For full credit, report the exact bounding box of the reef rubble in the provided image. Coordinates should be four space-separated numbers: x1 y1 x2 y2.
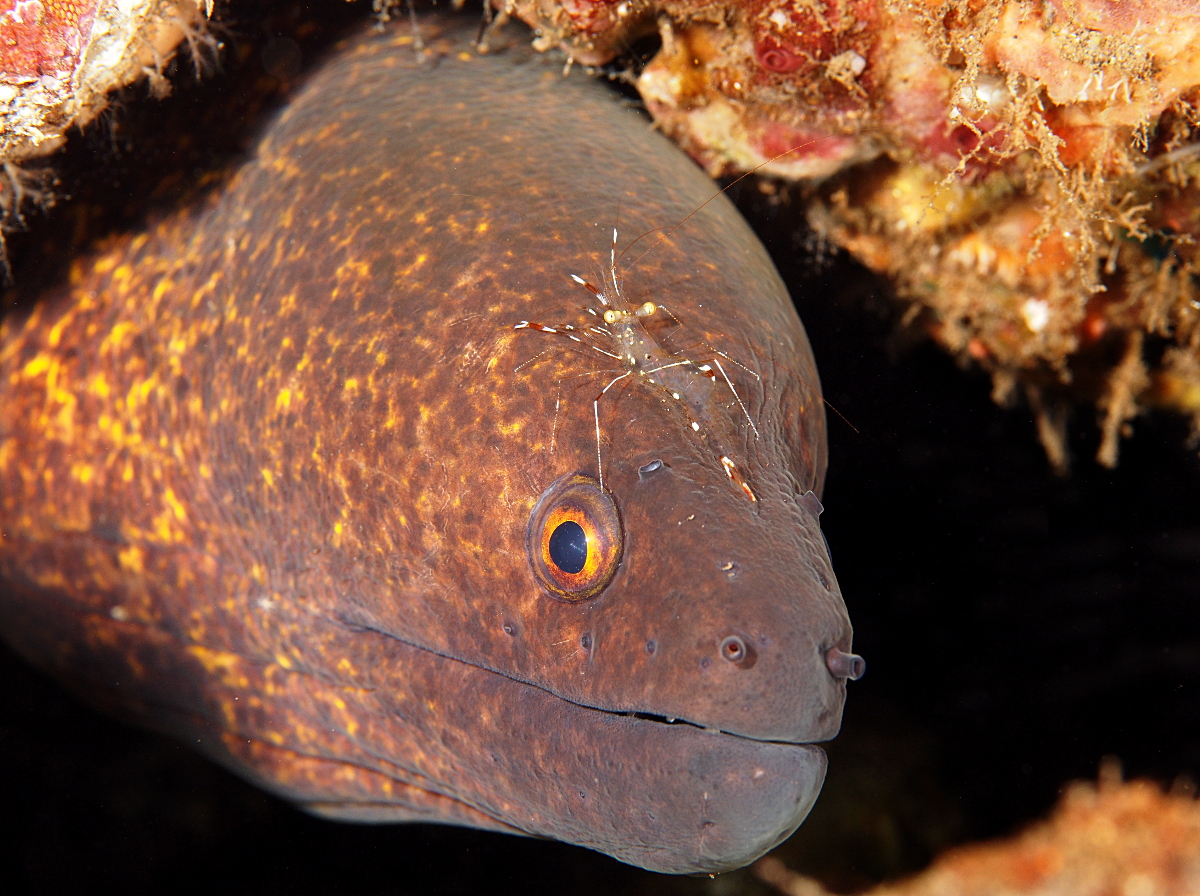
757 762 1200 896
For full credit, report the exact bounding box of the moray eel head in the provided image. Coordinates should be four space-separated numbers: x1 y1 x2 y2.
0 13 860 876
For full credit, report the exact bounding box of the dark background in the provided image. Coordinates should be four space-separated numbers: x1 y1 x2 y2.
3 2 1197 892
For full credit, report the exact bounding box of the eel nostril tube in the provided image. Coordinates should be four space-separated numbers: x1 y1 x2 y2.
825 647 866 681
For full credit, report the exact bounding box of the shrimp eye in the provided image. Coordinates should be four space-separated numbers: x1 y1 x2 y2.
528 474 623 602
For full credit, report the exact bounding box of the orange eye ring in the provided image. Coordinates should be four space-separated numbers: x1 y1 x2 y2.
527 474 623 602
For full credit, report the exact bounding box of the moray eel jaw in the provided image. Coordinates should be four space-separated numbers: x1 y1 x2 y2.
301 636 829 875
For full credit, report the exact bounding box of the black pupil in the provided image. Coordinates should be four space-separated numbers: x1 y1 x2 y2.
548 520 588 575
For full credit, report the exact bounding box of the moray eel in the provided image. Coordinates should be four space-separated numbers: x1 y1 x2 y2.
0 14 861 874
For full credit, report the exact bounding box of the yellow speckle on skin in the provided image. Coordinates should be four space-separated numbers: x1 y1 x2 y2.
46 315 70 348
152 279 173 302
413 211 427 224
187 645 248 685
335 259 371 283
127 376 157 410
476 221 489 233
261 468 275 489
72 463 93 484
118 545 144 574
276 388 292 410
344 377 359 393
334 521 344 535
163 487 187 523
21 354 51 378
153 512 175 543
33 568 67 591
498 420 522 435
458 51 472 61
275 653 293 670
250 563 266 585
100 320 135 355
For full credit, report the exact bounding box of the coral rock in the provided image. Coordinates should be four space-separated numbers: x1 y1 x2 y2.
757 768 1200 896
0 0 209 247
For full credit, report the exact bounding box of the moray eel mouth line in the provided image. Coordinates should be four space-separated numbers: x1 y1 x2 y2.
366 621 835 748
291 618 832 863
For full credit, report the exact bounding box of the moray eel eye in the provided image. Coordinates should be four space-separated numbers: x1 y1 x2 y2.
528 474 623 602
548 521 587 574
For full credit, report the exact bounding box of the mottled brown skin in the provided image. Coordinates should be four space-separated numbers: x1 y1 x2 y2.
0 15 853 874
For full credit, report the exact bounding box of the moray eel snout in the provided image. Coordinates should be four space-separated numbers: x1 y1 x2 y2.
0 13 858 876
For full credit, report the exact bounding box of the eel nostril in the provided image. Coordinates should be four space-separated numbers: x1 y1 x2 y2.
824 647 865 681
720 635 748 665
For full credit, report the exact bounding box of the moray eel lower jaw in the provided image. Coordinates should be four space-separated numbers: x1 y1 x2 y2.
294 622 829 875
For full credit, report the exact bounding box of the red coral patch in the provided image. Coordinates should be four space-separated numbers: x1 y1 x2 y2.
0 0 99 80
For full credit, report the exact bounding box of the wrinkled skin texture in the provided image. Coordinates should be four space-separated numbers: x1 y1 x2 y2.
0 15 853 874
